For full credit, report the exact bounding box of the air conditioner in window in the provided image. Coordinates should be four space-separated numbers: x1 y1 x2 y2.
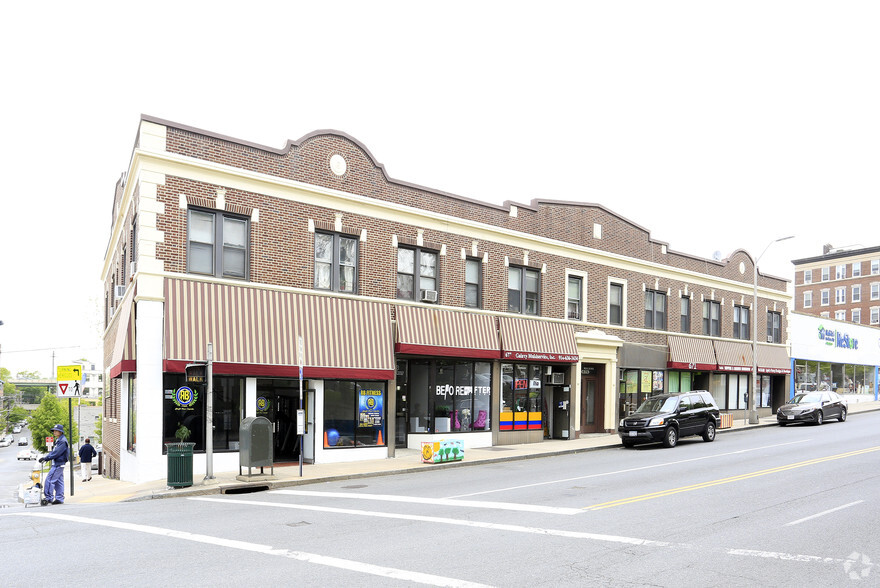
546 372 564 385
767 335 774 343
114 285 126 299
420 289 438 303
130 261 137 278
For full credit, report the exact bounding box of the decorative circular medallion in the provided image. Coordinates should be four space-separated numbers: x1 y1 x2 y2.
329 154 347 176
739 261 746 275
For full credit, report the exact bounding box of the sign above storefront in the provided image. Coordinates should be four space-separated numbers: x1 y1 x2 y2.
502 351 579 362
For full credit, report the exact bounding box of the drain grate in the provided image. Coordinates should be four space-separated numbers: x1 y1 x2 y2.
221 484 270 495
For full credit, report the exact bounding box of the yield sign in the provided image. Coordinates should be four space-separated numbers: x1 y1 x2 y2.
59 383 68 395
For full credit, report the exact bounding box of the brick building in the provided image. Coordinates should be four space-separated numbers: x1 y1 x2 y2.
101 116 792 483
792 244 880 326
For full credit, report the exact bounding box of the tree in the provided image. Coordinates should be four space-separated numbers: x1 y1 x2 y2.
27 394 78 453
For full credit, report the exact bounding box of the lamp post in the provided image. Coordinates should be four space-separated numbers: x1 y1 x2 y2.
750 235 794 424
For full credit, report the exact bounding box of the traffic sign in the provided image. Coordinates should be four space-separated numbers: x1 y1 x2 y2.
56 365 84 397
57 365 82 381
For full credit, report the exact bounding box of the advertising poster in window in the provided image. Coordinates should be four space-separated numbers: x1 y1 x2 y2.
652 370 665 392
358 387 384 429
641 370 653 393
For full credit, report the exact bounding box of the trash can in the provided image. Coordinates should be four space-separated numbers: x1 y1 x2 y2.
166 442 195 488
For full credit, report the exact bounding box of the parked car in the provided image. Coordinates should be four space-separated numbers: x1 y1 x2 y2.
777 391 847 426
12 425 21 434
18 437 28 446
619 391 720 448
17 448 40 461
0 436 13 447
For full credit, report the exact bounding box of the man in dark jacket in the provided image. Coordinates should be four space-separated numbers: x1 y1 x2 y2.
39 424 69 505
78 438 97 482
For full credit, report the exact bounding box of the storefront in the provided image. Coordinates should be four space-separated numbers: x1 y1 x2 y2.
790 313 879 401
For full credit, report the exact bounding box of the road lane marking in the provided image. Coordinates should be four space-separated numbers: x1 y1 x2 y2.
785 501 864 527
2 511 489 588
449 440 812 499
584 446 880 511
272 489 583 515
186 496 855 569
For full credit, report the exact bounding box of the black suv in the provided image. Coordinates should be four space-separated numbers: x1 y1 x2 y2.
618 391 720 448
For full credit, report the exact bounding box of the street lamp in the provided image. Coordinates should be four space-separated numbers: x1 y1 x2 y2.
750 235 795 424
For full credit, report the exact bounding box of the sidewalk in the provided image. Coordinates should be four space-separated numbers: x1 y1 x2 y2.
51 400 880 505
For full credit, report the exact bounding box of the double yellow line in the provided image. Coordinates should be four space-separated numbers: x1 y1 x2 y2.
584 446 880 511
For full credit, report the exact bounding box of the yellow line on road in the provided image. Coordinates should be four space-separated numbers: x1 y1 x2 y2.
584 446 880 511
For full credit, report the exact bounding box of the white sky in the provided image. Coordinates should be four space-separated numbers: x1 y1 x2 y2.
1 1 878 378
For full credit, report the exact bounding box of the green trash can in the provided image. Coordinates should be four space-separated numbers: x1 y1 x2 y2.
165 442 195 488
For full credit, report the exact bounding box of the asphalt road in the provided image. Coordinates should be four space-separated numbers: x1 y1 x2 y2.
0 425 37 506
2 413 878 586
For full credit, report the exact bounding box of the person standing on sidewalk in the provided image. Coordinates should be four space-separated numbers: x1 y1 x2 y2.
39 424 69 505
78 438 97 482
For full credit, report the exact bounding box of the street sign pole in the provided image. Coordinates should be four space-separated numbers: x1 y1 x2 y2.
69 398 74 497
205 343 214 481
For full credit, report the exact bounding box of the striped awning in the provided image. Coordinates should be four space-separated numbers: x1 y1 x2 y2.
107 290 136 379
164 278 394 379
396 305 500 358
667 336 717 371
756 344 791 374
498 317 579 363
713 340 753 372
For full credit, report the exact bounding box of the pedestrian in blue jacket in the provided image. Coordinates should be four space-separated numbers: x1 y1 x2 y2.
78 438 97 482
39 424 69 505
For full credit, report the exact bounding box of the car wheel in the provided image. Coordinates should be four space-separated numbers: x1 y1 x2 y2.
702 421 716 442
622 439 636 448
815 411 824 425
662 427 678 448
839 408 847 422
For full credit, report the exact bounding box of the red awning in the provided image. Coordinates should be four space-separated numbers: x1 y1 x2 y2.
164 278 395 380
498 317 579 363
667 336 717 371
395 305 500 358
107 290 136 379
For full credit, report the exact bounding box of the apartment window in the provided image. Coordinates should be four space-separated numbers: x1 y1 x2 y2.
733 305 750 340
872 260 879 275
680 297 691 333
853 262 861 277
835 310 846 320
852 285 861 303
508 266 539 315
852 309 861 324
872 283 880 300
567 275 583 320
767 311 781 343
872 307 880 325
803 291 812 308
397 247 438 302
187 209 248 278
609 282 624 326
465 258 482 309
836 264 846 280
644 290 667 330
835 287 846 304
314 232 358 293
821 267 830 281
702 301 721 337
803 269 812 284
820 289 830 306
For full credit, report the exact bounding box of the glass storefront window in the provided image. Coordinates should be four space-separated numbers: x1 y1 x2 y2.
324 380 385 448
501 363 544 431
819 363 832 391
408 360 492 434
163 374 243 452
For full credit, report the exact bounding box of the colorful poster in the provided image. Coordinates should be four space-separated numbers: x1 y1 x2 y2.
358 388 384 428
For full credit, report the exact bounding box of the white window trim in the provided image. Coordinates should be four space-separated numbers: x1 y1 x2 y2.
608 277 627 327
565 269 588 323
852 284 861 303
803 269 812 284
820 288 830 306
803 291 812 308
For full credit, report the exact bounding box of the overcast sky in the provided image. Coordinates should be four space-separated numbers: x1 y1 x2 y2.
1 2 878 378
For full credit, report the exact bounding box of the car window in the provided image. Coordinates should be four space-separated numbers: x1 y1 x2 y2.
700 392 717 408
690 394 705 409
679 396 691 411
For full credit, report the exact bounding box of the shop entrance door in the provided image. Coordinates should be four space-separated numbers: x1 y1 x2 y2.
256 380 303 463
395 360 408 449
581 364 605 434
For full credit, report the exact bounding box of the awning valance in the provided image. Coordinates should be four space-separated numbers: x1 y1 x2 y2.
498 317 579 363
395 305 500 358
667 336 717 371
164 278 395 380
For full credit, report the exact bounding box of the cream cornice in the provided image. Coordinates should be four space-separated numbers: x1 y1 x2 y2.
105 147 790 302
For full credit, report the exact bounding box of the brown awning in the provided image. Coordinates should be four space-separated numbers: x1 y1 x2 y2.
164 278 395 379
756 344 791 374
713 340 753 372
498 317 579 363
107 290 136 379
667 336 717 371
396 305 500 358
